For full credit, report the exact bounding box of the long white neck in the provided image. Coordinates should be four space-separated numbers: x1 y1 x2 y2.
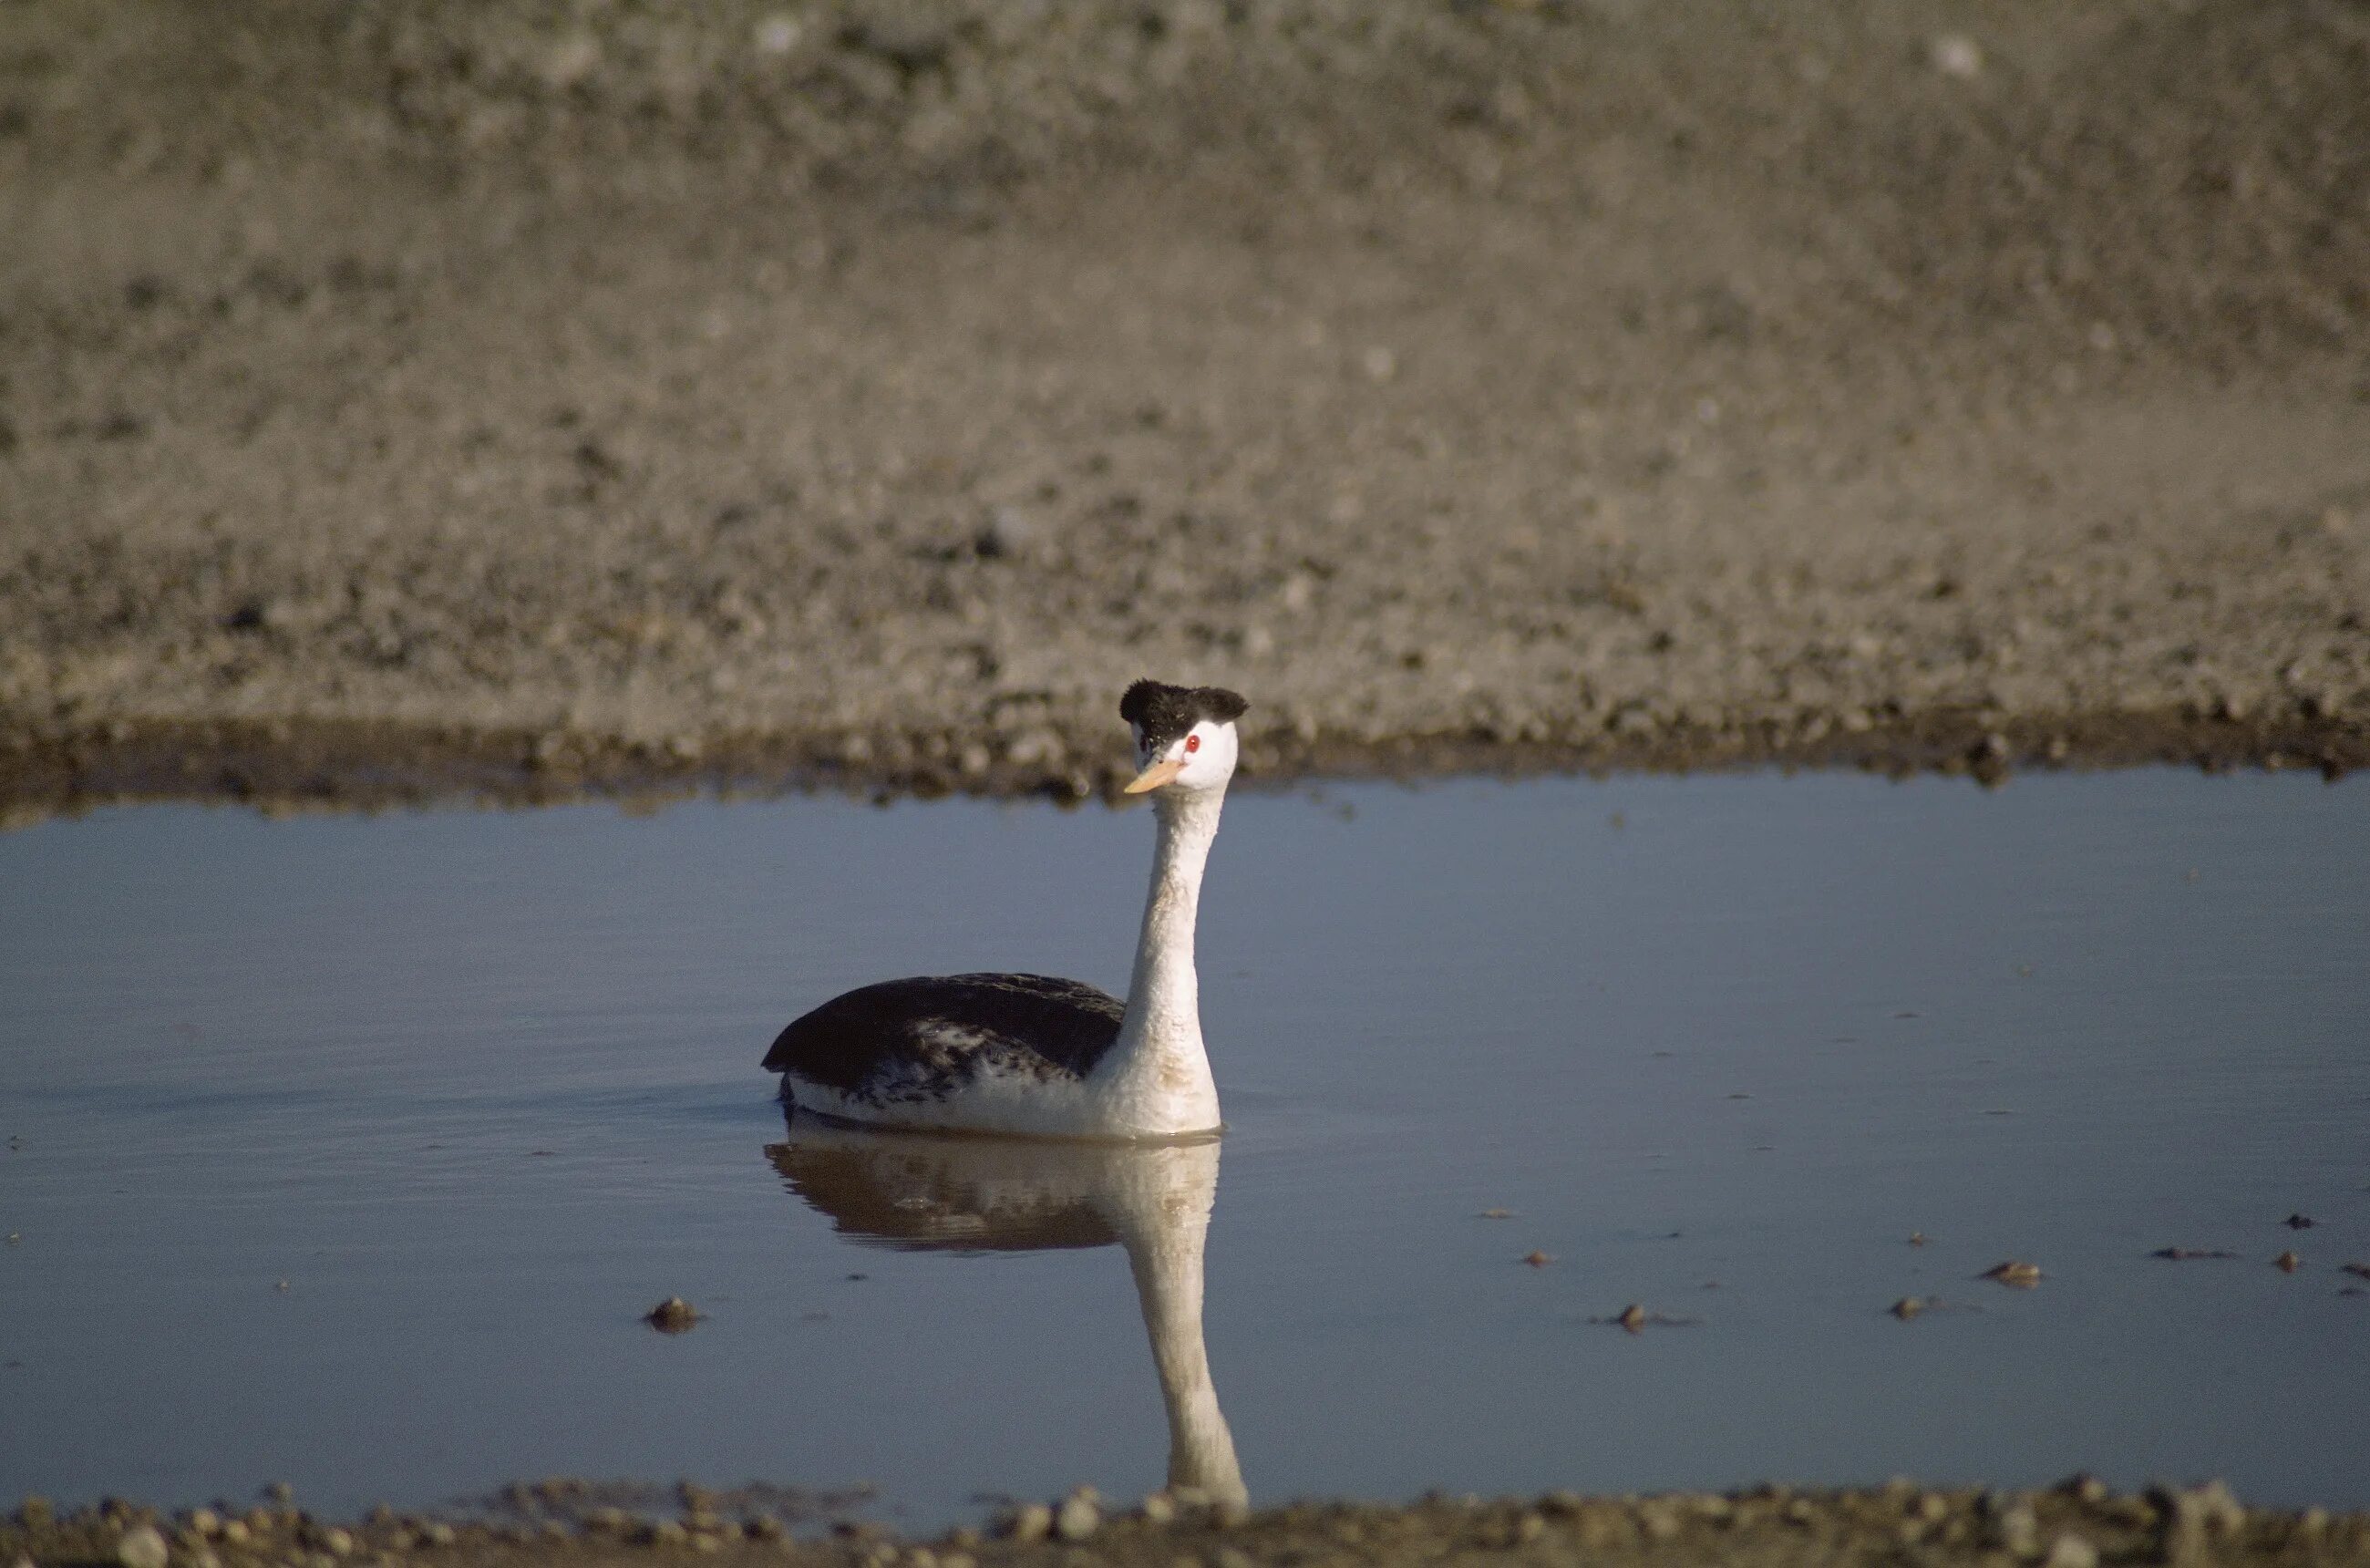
1093 789 1225 1134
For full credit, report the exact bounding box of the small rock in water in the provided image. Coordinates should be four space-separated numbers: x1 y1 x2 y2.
1616 1303 1647 1333
2341 1262 2370 1280
118 1526 171 1568
2274 1251 2301 1273
2283 1212 2315 1230
645 1296 702 1333
1003 1504 1052 1542
1521 1250 1553 1267
1982 1260 2042 1288
1891 1296 1925 1320
1479 1209 1513 1220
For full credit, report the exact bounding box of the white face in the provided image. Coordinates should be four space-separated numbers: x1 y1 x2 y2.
1125 719 1240 796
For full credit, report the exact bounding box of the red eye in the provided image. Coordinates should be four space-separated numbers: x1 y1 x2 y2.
1185 735 1200 753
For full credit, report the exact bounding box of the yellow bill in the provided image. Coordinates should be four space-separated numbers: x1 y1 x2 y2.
1123 757 1187 794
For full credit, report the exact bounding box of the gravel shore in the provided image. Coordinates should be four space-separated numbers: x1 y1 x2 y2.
11 1480 2370 1568
4 0 2367 821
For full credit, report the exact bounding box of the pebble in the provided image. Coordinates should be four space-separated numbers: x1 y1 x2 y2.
2045 1533 2099 1568
1982 1260 2042 1288
974 507 1035 560
1981 1494 2039 1556
1929 36 1984 78
1636 1501 1681 1542
751 15 804 57
644 1296 701 1333
118 1526 171 1568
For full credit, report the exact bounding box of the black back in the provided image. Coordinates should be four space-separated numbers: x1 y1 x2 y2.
762 972 1124 1103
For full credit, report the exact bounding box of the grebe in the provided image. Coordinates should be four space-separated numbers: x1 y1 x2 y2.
763 679 1249 1139
767 1127 1245 1504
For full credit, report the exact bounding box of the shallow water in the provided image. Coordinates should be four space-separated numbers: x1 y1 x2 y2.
2 770 2365 1522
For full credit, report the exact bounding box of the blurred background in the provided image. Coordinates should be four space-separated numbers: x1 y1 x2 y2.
3 0 2366 803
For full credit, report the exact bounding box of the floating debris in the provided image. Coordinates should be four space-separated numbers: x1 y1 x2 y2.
2274 1252 2301 1274
1982 1261 2042 1288
1908 1232 1928 1246
644 1296 702 1334
2150 1247 2238 1261
1479 1209 1514 1220
1521 1250 1553 1268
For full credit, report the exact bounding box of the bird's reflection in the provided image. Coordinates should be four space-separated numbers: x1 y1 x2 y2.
765 1117 1246 1507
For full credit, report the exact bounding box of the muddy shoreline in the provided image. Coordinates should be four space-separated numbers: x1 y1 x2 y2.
5 2 2367 818
9 1480 2369 1568
1 708 2364 830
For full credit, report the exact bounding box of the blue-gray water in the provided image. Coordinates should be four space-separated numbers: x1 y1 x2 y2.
1 771 2365 1522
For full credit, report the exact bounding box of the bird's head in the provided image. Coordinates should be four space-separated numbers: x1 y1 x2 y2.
1119 679 1249 797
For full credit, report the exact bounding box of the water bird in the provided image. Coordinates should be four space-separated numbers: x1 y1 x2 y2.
764 680 1249 1139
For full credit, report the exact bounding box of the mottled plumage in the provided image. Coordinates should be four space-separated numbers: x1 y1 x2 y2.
764 973 1123 1109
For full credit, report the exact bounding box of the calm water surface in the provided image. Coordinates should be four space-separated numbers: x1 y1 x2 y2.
1 771 2365 1521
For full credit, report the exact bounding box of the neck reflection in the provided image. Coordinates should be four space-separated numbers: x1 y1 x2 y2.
765 1119 1245 1507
